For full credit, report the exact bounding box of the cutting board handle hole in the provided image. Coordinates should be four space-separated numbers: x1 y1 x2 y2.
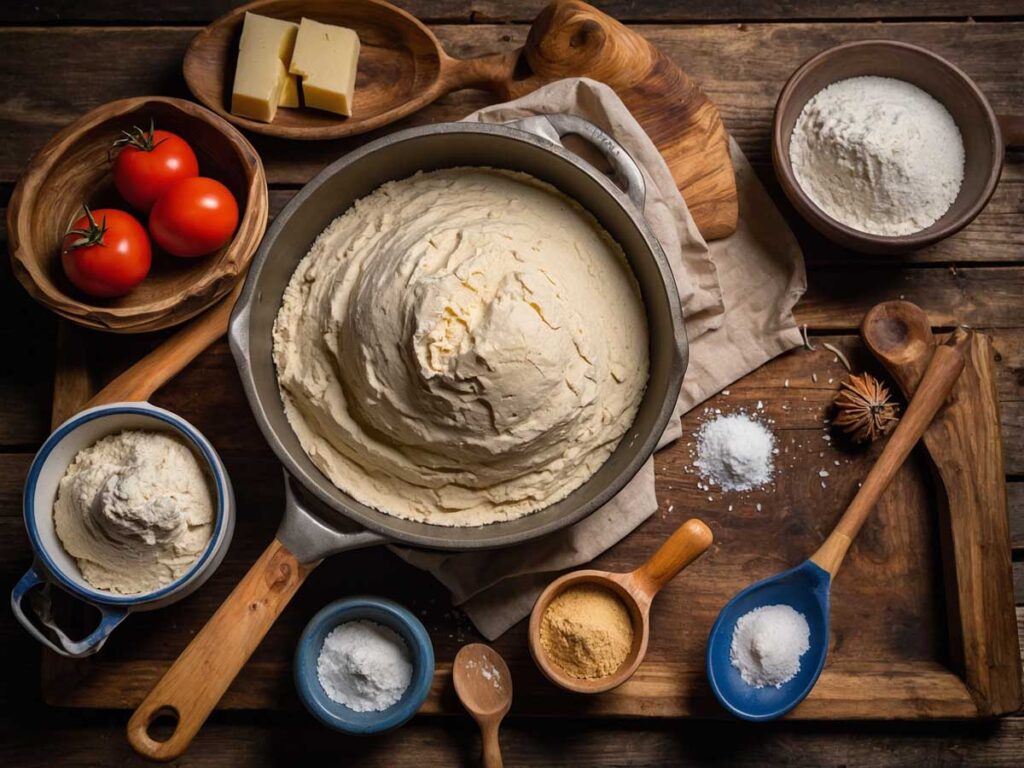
145 706 180 743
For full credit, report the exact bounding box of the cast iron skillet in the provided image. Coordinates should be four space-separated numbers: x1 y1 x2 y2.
128 114 687 760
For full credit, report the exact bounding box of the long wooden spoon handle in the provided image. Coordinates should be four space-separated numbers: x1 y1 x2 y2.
127 538 313 761
631 518 713 598
83 281 239 409
811 328 970 577
480 719 504 768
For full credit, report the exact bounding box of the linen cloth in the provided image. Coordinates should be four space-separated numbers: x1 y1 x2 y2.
392 78 806 639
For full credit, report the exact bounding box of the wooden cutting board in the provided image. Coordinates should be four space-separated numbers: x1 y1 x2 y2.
504 0 738 240
39 307 1020 719
861 301 1022 716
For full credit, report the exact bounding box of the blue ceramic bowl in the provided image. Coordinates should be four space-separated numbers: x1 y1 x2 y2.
294 597 434 734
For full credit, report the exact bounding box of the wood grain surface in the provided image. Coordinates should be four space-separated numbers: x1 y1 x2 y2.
2 0 1024 765
24 325 991 719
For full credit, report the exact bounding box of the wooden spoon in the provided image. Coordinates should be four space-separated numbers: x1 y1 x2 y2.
81 281 244 409
706 328 969 721
529 518 713 694
453 644 512 768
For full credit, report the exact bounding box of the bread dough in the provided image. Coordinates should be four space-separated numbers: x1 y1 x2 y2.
54 430 215 594
273 168 649 526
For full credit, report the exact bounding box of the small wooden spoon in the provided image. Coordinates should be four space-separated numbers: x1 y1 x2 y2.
453 644 512 768
529 518 713 694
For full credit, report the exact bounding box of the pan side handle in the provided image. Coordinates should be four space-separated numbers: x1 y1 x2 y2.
127 538 312 761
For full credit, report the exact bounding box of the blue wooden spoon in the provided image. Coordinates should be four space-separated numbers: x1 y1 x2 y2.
707 328 969 721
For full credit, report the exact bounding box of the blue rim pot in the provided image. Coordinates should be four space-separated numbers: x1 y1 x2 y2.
11 403 235 657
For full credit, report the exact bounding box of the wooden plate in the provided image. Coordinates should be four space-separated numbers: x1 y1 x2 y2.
183 0 516 141
7 96 268 333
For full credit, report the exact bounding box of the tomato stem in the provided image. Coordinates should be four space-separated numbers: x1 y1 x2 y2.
112 118 167 152
64 205 108 251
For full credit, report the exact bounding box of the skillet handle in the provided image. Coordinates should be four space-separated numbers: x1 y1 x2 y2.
508 113 647 210
127 538 312 761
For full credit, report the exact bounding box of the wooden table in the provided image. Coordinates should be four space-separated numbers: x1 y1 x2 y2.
2 1 1023 764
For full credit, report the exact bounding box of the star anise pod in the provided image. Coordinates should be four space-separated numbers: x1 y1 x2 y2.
832 372 899 443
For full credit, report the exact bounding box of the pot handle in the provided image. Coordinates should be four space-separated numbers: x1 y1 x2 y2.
127 474 385 762
10 564 128 657
508 113 647 211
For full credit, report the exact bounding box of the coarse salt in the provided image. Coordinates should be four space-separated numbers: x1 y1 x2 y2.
694 413 776 492
730 604 811 688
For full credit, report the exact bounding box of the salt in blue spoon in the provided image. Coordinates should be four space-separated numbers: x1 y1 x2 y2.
707 328 970 721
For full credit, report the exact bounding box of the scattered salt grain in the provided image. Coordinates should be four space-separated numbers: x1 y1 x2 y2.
730 604 810 688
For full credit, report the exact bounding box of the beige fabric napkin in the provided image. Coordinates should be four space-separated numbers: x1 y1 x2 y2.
392 78 806 640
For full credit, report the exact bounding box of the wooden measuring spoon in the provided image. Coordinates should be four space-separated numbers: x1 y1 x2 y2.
529 518 713 694
860 300 937 386
453 644 512 768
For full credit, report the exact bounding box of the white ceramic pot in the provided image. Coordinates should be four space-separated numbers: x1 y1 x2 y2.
11 402 235 657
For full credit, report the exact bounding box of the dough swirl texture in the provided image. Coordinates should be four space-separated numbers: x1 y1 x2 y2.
54 430 215 594
273 168 648 526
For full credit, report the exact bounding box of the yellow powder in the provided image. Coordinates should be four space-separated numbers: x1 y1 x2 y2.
539 583 634 679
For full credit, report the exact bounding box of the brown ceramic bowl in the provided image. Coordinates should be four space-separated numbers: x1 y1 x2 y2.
772 40 1003 255
8 96 268 333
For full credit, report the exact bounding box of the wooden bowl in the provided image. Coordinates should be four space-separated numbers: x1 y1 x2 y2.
772 40 1003 255
183 0 489 141
8 96 268 333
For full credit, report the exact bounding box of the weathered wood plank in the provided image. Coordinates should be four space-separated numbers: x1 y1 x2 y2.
3 22 1020 265
1 22 1021 178
5 707 1024 768
797 269 1024 331
34 327 1012 710
4 0 1023 24
1010 484 1023 550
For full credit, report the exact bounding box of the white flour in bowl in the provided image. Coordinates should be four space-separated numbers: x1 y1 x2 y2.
317 620 413 712
789 76 965 236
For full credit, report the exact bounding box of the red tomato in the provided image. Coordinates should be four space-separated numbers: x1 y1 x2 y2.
112 121 199 212
149 177 239 258
61 207 151 298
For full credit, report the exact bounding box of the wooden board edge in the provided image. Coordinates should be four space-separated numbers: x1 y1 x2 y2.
44 659 978 719
932 334 1023 716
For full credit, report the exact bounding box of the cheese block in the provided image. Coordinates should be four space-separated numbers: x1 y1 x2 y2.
289 18 360 117
231 12 299 122
279 74 300 108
